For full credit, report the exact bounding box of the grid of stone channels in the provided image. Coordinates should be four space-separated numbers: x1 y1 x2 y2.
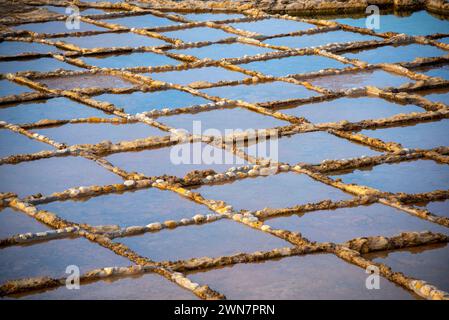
0 0 448 300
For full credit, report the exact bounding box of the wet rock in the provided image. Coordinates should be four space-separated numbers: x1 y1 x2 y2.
226 172 236 178
146 222 162 231
124 226 145 235
164 220 177 228
193 214 206 223
184 170 216 184
248 169 259 176
180 218 190 225
260 167 277 175
232 214 243 221
124 180 135 187
236 172 247 178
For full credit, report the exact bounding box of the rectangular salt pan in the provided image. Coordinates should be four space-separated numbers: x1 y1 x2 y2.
193 172 352 211
81 52 178 69
0 156 121 197
332 159 449 194
118 219 289 261
308 70 411 91
336 11 449 36
201 81 319 103
106 142 244 178
264 30 380 48
0 237 130 283
52 32 167 49
38 187 214 227
100 14 177 29
280 96 423 123
95 90 209 113
188 254 413 299
170 42 273 60
12 20 106 34
162 27 234 43
33 122 165 146
364 244 449 293
0 129 52 158
158 107 287 133
0 57 81 74
243 131 380 164
230 18 315 36
360 119 449 150
20 273 197 300
0 97 115 124
149 66 247 85
239 55 346 77
343 44 446 65
267 203 449 243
